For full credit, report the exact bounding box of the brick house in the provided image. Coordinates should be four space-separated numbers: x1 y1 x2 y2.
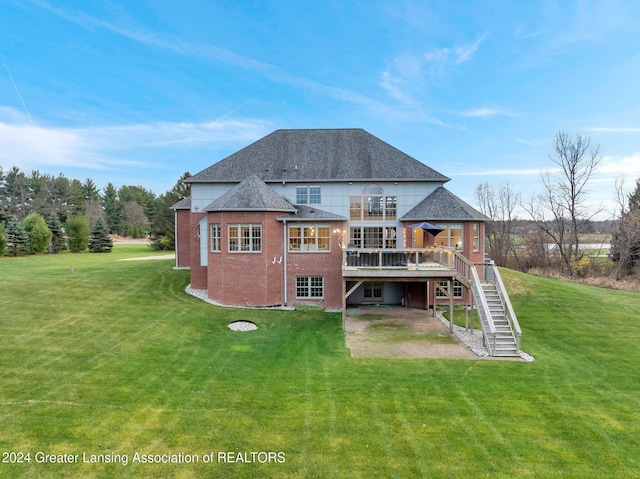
171 128 522 356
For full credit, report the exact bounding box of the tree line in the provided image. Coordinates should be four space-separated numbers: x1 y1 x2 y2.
0 166 189 256
475 131 640 282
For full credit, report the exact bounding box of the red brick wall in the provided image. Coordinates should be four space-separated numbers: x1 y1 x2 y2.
462 221 485 264
189 212 208 289
190 212 484 310
206 211 285 307
285 221 347 310
175 209 191 268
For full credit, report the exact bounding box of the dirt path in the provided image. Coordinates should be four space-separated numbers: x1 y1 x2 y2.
119 254 175 261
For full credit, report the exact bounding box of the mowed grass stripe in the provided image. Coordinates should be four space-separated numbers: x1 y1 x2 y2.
1 247 640 477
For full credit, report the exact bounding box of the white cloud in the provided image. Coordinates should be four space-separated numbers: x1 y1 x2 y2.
0 108 271 171
460 107 517 118
422 32 488 75
453 167 546 177
598 153 640 177
586 127 640 134
454 32 488 63
28 0 392 117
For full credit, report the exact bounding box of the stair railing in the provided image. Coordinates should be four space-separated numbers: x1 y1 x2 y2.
487 262 522 354
469 265 497 355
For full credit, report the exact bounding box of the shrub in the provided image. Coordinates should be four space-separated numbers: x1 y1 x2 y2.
22 213 52 254
66 215 90 253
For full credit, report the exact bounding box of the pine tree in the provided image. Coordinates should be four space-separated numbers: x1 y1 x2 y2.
88 218 114 253
102 182 122 234
45 214 67 253
0 222 7 257
150 172 190 251
5 217 30 256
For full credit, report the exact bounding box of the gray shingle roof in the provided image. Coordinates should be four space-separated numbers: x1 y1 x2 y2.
277 204 347 222
204 175 296 212
401 187 488 221
170 196 191 210
187 129 449 183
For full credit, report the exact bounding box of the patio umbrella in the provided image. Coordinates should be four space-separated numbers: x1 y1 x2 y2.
407 222 444 236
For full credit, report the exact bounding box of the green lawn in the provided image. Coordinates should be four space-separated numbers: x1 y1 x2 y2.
1 246 639 478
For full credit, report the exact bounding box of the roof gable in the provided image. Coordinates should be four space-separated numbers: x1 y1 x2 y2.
277 204 347 222
188 129 449 183
170 196 191 210
401 187 488 222
204 174 296 212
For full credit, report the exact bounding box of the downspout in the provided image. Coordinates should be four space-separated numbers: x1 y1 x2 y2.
174 210 178 269
283 219 288 306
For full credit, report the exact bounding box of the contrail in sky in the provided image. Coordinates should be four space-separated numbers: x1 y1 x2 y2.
1 53 33 123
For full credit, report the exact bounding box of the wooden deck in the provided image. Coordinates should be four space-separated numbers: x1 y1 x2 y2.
342 247 460 280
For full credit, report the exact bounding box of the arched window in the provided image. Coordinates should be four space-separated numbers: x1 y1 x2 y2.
349 184 397 223
363 184 384 220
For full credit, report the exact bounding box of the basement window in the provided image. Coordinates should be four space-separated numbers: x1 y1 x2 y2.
296 276 324 298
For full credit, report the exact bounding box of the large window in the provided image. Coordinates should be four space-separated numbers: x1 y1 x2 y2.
296 277 324 298
349 185 397 222
349 226 396 249
363 282 383 302
436 224 463 250
210 224 221 252
289 225 330 251
473 223 480 251
228 224 261 252
436 280 463 298
296 186 321 204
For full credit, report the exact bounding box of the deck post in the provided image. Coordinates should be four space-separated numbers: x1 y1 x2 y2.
341 278 346 330
449 280 454 333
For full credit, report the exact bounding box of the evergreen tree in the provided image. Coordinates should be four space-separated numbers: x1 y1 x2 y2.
45 214 67 253
150 172 190 251
5 217 30 256
88 218 113 253
22 212 52 254
102 182 122 234
0 222 7 257
50 174 73 222
66 215 90 253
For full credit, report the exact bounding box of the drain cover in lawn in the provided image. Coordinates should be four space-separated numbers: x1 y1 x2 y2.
228 320 258 332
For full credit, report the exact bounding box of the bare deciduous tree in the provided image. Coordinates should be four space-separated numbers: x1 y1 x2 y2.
523 132 601 276
475 182 520 267
611 178 640 278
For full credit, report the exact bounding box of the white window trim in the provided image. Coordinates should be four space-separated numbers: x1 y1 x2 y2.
296 276 324 298
210 223 221 252
288 224 331 252
228 224 262 253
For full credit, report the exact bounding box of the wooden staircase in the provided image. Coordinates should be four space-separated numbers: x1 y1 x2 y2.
481 283 519 357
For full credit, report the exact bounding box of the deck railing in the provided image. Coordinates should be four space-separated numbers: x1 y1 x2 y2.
342 247 455 270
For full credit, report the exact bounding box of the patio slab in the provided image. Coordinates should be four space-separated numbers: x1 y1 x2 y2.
344 305 478 359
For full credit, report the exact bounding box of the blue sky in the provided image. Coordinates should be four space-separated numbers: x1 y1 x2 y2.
2 0 640 218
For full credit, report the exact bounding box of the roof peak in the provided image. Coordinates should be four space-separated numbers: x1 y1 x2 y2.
188 129 450 184
204 175 296 212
